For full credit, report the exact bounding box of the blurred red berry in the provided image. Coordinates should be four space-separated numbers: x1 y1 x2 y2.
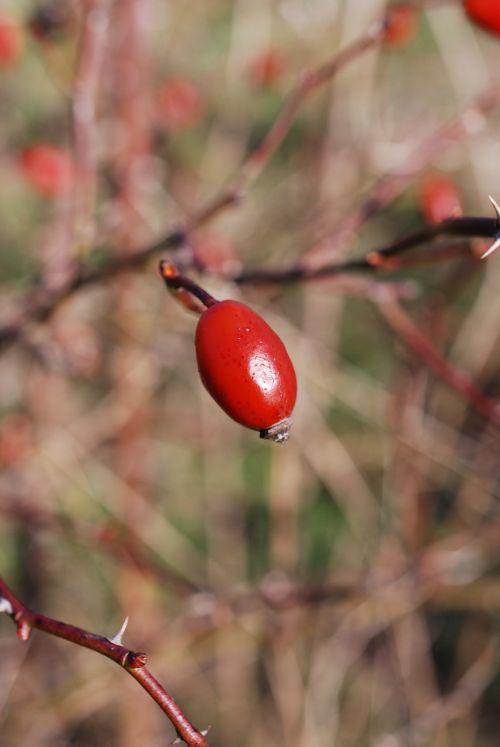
20 144 73 197
193 234 240 273
247 49 287 88
463 0 500 35
382 5 418 47
0 15 23 66
0 414 32 468
157 77 205 130
419 173 463 224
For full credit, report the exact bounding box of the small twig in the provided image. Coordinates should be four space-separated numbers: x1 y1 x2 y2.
240 20 385 185
376 299 500 425
159 260 218 311
0 576 209 747
71 0 111 247
305 85 500 263
234 215 497 284
0 214 497 353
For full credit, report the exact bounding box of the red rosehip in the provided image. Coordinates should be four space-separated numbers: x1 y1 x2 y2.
382 5 418 47
157 77 205 131
20 144 73 196
195 300 297 441
0 15 23 66
247 49 287 88
419 173 463 224
463 0 500 35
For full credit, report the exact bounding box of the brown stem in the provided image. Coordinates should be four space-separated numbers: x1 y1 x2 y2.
0 576 209 747
240 22 384 185
376 299 500 425
159 261 218 311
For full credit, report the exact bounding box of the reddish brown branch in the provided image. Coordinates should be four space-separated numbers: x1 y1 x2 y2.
0 214 497 353
234 216 497 284
376 299 500 425
240 21 384 184
0 576 209 747
305 85 500 263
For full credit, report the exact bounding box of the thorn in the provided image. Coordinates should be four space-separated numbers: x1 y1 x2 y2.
0 597 14 615
481 236 500 259
201 726 212 736
108 616 128 645
481 196 500 258
488 194 500 223
171 737 182 745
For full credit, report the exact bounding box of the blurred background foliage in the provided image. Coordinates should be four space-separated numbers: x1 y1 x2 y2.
1 1 500 745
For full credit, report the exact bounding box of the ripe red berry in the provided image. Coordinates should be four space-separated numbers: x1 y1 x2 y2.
0 15 23 66
463 0 500 35
419 173 463 224
247 49 287 88
382 5 418 47
157 77 205 131
20 144 73 196
195 300 297 441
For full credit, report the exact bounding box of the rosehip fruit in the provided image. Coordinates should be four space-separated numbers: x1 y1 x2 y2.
0 14 23 66
20 144 73 196
195 300 297 442
463 0 500 35
419 173 463 224
157 77 205 131
247 49 287 88
382 5 418 47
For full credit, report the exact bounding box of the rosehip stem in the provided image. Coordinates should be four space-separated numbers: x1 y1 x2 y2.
159 260 218 311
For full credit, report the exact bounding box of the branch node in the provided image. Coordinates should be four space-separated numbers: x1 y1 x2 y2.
127 651 148 669
16 619 32 641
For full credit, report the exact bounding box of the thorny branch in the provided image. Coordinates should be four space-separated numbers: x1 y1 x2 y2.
0 576 209 747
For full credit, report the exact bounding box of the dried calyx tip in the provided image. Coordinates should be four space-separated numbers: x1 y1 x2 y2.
260 419 292 444
159 260 179 279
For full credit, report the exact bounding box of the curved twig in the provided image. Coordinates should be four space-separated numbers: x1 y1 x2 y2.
0 576 209 747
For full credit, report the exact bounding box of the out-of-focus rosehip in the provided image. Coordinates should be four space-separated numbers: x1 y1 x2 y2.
195 300 297 442
382 5 418 47
0 14 23 66
157 77 205 130
193 234 240 274
20 144 73 197
247 49 287 88
463 0 500 35
419 173 463 224
0 413 32 468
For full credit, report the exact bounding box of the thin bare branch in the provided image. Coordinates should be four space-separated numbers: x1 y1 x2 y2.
0 576 209 747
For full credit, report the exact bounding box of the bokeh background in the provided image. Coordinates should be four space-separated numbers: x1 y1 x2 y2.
1 1 500 745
